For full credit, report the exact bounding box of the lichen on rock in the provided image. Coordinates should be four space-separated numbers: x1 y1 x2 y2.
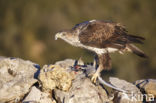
39 64 75 91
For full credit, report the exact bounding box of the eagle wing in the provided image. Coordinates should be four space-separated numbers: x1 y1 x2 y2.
79 20 144 49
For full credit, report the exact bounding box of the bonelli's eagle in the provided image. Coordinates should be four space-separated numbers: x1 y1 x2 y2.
55 20 147 83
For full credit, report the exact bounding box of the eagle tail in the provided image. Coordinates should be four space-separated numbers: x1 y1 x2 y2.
127 34 145 44
127 44 147 58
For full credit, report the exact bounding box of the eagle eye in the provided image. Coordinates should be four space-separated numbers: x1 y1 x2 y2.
62 32 66 36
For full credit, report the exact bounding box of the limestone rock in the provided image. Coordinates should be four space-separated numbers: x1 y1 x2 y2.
38 59 110 103
54 78 111 103
0 58 38 103
1 57 155 103
135 79 156 98
55 59 76 69
0 56 6 61
23 86 56 103
110 77 141 93
109 77 142 103
39 65 75 91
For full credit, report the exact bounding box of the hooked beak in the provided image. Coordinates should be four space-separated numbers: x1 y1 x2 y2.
55 33 62 40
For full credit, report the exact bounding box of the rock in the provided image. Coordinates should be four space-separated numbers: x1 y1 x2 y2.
23 86 56 103
38 58 97 92
54 77 111 103
109 77 142 103
135 79 156 99
0 58 38 103
110 77 141 93
0 56 6 61
1 57 155 103
55 59 76 70
39 59 111 103
38 65 75 91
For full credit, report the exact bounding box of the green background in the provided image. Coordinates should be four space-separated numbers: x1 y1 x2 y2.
0 0 156 82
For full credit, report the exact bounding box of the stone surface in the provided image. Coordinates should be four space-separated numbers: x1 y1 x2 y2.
1 58 155 103
0 56 6 61
109 77 142 103
55 59 76 70
54 77 111 103
23 86 56 103
110 77 141 93
0 58 38 103
135 79 156 98
39 64 75 91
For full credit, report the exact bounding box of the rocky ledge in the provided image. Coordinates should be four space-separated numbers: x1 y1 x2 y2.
0 57 155 103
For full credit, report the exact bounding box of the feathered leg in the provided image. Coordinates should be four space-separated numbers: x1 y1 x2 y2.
91 52 111 83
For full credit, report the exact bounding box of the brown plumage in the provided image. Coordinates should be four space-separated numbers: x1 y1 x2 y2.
55 20 147 83
99 52 111 70
79 21 144 50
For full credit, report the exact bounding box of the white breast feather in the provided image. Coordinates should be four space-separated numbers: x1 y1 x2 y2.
85 46 107 54
76 37 119 54
107 48 118 52
89 20 96 22
85 47 118 54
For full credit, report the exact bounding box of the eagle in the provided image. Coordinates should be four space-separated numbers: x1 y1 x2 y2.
55 20 147 83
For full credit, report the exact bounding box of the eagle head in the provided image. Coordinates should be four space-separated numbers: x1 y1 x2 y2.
55 31 77 40
55 32 66 40
55 31 79 46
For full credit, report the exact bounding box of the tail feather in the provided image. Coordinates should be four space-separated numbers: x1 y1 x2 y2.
127 35 145 44
127 44 147 58
128 34 145 40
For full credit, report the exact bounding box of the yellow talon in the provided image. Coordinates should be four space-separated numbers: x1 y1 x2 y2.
91 72 99 83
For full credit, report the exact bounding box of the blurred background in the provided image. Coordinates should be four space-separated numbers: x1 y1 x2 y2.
0 0 155 82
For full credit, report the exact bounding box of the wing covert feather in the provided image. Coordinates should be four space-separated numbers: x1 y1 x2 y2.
79 21 126 49
78 20 144 49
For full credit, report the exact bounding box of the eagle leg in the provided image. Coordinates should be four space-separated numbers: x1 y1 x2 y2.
91 64 102 83
91 52 111 83
93 54 98 68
